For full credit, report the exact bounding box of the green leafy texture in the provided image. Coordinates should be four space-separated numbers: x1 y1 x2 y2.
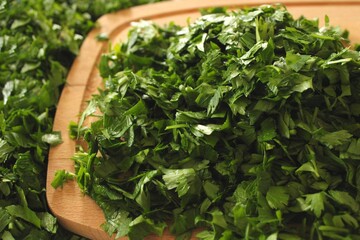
41 132 63 146
72 151 96 193
101 210 132 238
286 51 311 72
266 186 289 210
72 4 360 240
51 170 75 189
0 139 15 163
305 192 326 218
39 212 58 234
258 118 277 142
5 205 41 228
162 168 198 198
0 208 11 232
1 231 15 240
328 190 359 213
314 130 352 149
0 0 164 239
127 215 167 240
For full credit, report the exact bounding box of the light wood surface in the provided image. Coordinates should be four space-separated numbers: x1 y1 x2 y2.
46 0 360 239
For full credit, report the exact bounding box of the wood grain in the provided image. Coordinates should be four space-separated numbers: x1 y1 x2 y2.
46 0 360 239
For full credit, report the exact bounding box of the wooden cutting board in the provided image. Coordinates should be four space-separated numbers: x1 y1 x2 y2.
46 0 360 239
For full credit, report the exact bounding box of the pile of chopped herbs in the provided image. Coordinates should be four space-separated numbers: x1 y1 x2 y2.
0 0 161 239
69 4 360 240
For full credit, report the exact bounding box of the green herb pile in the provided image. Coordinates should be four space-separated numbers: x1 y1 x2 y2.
71 4 360 240
0 0 161 239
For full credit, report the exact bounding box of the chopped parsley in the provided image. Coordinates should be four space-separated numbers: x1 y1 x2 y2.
67 5 360 240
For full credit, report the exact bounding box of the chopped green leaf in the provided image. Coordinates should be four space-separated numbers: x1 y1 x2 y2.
42 132 63 146
51 170 75 189
68 4 360 240
5 205 41 228
266 186 289 209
